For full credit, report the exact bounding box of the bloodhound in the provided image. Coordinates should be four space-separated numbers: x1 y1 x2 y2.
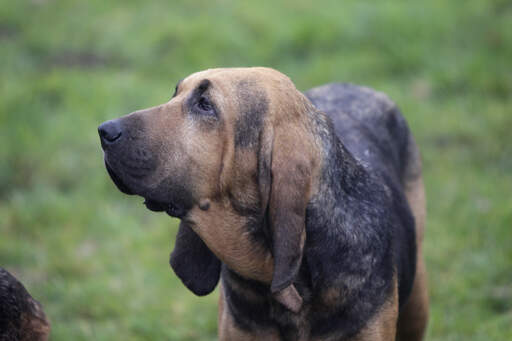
99 67 428 341
0 267 50 341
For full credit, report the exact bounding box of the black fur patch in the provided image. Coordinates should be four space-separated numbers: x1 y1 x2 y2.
222 266 275 331
221 263 312 340
234 80 268 148
303 110 396 338
305 83 417 308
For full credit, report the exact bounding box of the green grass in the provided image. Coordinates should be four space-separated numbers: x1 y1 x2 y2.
1 0 511 339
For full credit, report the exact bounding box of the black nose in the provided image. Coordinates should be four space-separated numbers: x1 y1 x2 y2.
98 119 122 145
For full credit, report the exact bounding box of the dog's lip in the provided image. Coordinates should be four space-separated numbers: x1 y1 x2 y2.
104 160 134 195
143 199 167 212
104 160 188 218
143 199 187 218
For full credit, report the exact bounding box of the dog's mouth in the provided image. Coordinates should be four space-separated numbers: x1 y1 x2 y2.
105 161 134 195
105 161 187 218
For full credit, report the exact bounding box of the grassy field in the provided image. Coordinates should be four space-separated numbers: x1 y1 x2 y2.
1 0 511 340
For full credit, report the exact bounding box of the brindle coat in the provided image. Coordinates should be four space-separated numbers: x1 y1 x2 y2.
99 67 428 341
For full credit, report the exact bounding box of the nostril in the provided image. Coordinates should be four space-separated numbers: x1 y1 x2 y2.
100 129 122 142
98 120 122 143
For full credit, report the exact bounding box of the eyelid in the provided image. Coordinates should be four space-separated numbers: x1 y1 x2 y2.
197 96 214 112
185 79 218 118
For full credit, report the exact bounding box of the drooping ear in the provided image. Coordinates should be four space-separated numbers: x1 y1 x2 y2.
170 221 221 296
259 117 314 313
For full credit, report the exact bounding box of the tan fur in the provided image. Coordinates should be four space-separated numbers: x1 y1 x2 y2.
188 201 274 282
321 286 344 307
183 68 322 286
21 311 50 341
349 276 399 341
397 137 429 341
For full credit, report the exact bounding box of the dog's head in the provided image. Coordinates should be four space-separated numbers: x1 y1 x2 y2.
99 67 321 312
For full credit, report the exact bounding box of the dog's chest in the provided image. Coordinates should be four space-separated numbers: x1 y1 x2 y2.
221 266 372 340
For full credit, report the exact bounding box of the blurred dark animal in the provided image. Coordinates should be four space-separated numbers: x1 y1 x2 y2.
99 67 428 340
0 268 50 341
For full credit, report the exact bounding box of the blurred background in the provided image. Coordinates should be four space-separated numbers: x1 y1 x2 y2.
1 0 511 340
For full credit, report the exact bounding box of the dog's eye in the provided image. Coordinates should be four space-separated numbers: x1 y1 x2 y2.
196 96 214 114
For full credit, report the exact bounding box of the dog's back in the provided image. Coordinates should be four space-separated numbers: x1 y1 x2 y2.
306 83 428 339
305 83 411 183
306 83 418 307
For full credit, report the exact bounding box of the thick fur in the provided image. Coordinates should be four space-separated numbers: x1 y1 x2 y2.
0 268 50 341
99 67 428 340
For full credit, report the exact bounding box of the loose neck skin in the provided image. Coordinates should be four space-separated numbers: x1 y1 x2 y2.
185 199 275 283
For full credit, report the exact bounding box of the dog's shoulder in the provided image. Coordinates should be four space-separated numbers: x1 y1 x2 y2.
304 83 417 309
305 83 411 182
